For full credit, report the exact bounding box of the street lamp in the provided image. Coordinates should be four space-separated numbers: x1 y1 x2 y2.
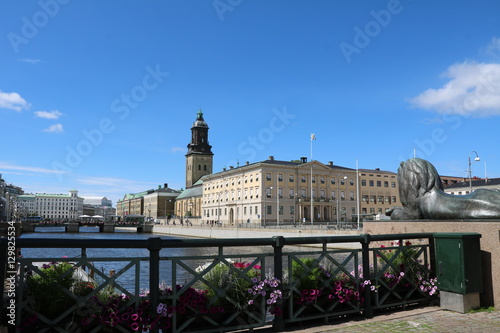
468 151 480 193
336 175 347 228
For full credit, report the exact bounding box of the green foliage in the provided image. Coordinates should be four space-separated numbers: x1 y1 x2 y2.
468 306 495 313
196 260 261 309
291 258 326 290
27 262 77 319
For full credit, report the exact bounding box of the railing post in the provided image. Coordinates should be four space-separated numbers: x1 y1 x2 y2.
148 237 162 333
361 234 373 319
0 238 7 324
272 236 285 332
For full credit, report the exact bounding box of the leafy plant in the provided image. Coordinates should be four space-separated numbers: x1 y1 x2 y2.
27 261 77 319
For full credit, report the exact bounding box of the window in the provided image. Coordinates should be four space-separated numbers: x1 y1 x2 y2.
278 174 283 182
290 206 294 215
266 173 272 181
320 190 325 199
369 180 374 187
350 178 354 186
331 190 336 199
302 176 307 183
378 196 384 203
255 206 258 215
320 177 325 184
266 187 272 197
340 178 345 185
341 191 345 200
385 196 390 203
391 182 396 188
301 189 306 198
384 181 389 187
279 206 283 215
312 176 316 183
362 195 368 202
392 196 396 203
376 181 381 187
350 191 355 200
289 189 294 198
278 188 283 198
267 206 272 215
361 179 366 186
331 177 336 184
289 174 294 182
370 195 375 202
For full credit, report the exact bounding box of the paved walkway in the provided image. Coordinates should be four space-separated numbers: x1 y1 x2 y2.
257 307 500 333
255 307 500 333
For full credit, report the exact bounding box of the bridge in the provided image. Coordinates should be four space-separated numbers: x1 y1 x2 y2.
20 215 154 233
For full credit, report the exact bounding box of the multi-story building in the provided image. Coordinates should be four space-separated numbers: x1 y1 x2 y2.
82 196 116 217
444 177 500 195
17 190 84 220
173 111 400 225
200 157 398 225
358 169 399 217
116 184 180 220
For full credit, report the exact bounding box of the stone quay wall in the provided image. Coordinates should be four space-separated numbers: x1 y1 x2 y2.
364 220 500 308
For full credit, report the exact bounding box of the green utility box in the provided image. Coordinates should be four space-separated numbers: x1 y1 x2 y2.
434 233 482 312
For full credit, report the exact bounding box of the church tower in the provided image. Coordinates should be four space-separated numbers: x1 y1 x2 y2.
185 110 213 188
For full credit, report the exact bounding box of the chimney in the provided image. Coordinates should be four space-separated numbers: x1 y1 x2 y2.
246 161 249 165
230 166 234 169
300 157 307 163
328 161 333 166
269 156 274 161
164 183 168 188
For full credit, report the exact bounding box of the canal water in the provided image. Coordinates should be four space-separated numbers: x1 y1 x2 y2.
20 227 355 292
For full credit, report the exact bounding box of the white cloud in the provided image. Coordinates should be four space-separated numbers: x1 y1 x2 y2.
43 123 64 133
0 90 30 111
0 161 66 175
18 58 42 64
35 110 63 119
409 62 500 116
483 37 500 58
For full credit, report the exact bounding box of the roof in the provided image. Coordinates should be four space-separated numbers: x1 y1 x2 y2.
176 184 203 199
445 177 500 190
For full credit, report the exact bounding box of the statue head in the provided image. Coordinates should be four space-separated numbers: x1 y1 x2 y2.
397 158 443 210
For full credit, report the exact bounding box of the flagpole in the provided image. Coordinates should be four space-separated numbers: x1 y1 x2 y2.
310 134 316 224
356 159 360 229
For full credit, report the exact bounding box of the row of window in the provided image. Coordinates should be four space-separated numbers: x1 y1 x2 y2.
361 195 397 204
360 180 396 187
204 187 359 203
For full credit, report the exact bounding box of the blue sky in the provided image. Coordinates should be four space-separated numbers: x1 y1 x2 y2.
1 0 500 205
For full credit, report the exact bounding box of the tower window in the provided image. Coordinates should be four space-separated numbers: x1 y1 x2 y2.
198 165 201 170
204 165 207 171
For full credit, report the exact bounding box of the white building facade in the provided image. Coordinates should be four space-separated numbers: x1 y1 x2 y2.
18 190 84 220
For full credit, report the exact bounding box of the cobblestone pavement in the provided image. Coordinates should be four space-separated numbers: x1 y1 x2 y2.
261 307 500 333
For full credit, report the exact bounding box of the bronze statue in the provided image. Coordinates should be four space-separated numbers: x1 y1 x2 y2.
387 158 500 220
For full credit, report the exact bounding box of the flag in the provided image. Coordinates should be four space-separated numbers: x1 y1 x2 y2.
311 133 316 140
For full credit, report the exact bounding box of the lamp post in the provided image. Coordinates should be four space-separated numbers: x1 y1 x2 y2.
277 176 280 227
217 193 221 225
468 151 480 193
336 175 347 228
